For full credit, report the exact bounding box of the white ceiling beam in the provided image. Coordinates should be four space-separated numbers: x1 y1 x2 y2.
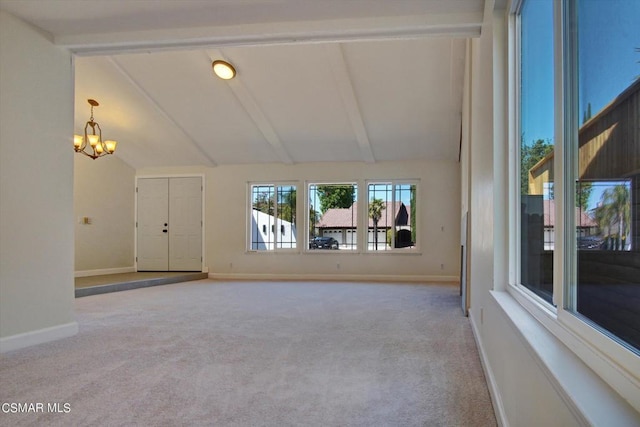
206 49 293 164
59 14 482 56
107 57 218 167
325 44 375 163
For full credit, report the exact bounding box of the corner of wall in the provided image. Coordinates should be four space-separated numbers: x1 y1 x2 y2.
1 10 76 342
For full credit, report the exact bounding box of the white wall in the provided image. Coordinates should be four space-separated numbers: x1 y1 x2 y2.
466 5 576 424
0 11 77 351
138 160 461 282
74 154 135 274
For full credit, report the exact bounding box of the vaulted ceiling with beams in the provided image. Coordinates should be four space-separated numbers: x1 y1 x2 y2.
0 0 485 169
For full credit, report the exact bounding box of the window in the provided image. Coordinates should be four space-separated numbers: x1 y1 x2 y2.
514 0 640 401
249 184 297 251
366 182 417 251
518 0 555 304
566 0 639 352
308 183 357 250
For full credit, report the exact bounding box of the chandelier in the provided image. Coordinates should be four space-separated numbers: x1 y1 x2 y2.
73 99 117 159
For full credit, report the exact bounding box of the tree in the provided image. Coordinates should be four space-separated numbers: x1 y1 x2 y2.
576 181 593 212
368 198 385 250
278 188 296 224
594 184 630 250
582 102 592 124
317 185 354 213
521 138 553 195
548 180 592 211
252 192 273 215
308 205 319 237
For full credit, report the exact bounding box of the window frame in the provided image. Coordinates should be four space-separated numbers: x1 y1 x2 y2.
513 0 557 307
247 182 298 253
364 180 420 253
509 0 640 410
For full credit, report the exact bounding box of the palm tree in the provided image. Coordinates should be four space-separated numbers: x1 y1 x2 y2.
369 198 385 250
595 184 630 250
308 205 319 238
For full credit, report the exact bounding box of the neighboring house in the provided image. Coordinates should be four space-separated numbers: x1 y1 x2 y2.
251 209 296 250
522 197 598 251
543 199 598 250
529 79 639 251
315 202 411 249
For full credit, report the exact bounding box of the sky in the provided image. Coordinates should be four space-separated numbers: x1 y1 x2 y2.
521 0 639 146
520 0 555 145
578 0 639 119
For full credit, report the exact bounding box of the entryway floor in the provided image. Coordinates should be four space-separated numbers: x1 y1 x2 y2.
75 272 208 298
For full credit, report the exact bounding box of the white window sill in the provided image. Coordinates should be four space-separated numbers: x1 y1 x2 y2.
490 290 640 425
245 250 300 255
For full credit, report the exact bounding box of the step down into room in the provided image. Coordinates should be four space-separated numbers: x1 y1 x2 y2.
75 272 209 298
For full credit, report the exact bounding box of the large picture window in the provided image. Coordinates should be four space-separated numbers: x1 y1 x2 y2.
513 0 640 407
249 183 297 251
567 0 639 351
516 0 639 357
308 183 357 250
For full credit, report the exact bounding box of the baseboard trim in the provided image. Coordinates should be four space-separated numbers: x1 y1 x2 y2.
469 308 508 427
75 266 135 278
208 272 460 283
0 321 79 353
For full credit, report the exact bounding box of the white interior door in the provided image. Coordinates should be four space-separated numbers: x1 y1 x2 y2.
168 177 202 271
137 177 202 271
137 178 169 271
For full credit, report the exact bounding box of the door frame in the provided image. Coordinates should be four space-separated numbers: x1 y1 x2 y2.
135 174 206 272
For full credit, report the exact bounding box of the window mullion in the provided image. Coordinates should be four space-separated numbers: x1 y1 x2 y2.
273 186 278 249
359 181 366 252
561 0 578 310
389 183 395 249
552 0 565 309
511 11 522 287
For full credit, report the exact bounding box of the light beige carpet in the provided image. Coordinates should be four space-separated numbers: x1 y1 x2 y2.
0 280 496 426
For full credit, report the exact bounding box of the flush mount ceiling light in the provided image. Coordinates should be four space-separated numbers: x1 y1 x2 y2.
73 99 117 159
212 60 236 80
